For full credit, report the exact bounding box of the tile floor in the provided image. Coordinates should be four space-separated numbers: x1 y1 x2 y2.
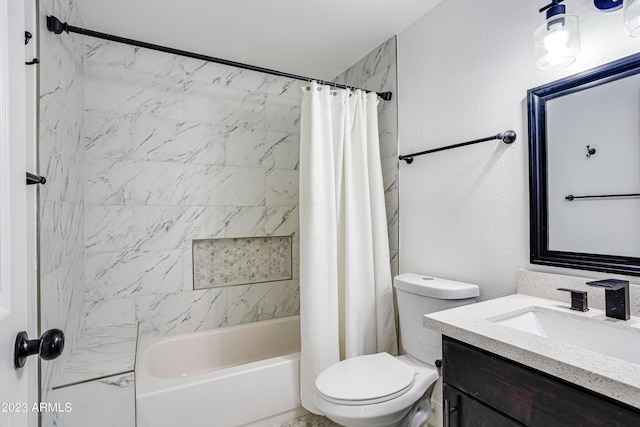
275 413 342 427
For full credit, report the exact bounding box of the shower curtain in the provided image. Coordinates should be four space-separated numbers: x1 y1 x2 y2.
299 81 398 413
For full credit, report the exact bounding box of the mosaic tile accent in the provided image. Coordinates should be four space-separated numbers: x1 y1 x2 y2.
193 236 292 289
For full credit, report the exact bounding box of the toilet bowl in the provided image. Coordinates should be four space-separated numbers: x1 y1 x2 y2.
313 354 438 427
313 273 479 427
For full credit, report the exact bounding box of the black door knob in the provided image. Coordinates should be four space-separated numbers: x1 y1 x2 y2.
14 329 65 369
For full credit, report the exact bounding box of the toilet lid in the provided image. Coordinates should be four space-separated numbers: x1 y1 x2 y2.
315 353 416 405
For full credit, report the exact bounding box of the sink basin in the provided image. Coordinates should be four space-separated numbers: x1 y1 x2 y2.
491 308 640 365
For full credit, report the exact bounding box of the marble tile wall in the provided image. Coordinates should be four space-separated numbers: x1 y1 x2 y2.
42 373 135 427
39 0 86 402
333 36 399 279
82 38 301 339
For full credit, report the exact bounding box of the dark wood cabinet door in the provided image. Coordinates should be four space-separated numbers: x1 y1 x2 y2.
443 336 640 427
444 384 524 427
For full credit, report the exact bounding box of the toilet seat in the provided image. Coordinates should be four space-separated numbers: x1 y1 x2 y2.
315 353 416 405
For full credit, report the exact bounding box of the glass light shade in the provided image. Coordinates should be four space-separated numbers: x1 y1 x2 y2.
624 0 640 37
534 14 581 70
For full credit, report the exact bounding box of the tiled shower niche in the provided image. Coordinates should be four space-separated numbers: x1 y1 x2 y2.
193 236 293 289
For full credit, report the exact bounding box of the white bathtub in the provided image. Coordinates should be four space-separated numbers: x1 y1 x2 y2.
136 316 305 427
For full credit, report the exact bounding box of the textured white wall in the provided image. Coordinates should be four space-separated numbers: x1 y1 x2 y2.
397 0 640 300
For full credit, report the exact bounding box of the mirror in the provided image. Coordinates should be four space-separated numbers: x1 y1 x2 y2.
528 52 640 276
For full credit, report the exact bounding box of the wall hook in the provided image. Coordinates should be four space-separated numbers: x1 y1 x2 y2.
25 32 37 65
26 172 46 185
586 145 596 158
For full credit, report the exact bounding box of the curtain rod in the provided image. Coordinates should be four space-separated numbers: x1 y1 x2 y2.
46 16 393 101
398 130 516 164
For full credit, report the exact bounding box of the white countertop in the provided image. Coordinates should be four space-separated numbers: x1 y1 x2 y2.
423 294 640 409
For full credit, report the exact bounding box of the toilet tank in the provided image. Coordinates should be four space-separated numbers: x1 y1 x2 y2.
394 273 479 366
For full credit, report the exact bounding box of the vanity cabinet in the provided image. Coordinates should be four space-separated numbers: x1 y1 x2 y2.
442 336 640 427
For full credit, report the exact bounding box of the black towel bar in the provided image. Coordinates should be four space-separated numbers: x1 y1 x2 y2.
565 193 640 201
399 130 516 164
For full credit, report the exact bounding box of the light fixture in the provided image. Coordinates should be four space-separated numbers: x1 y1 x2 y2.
623 0 640 36
534 0 581 70
593 0 640 37
594 0 623 12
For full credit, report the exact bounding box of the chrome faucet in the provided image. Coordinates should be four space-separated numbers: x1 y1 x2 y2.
586 279 630 321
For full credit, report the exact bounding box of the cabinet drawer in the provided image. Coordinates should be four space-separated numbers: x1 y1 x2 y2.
443 336 640 427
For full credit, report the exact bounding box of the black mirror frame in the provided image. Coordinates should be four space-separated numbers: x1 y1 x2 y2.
528 52 640 277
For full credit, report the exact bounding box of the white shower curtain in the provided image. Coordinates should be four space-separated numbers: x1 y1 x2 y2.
299 81 398 413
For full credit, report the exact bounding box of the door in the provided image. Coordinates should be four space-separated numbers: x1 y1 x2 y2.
0 0 34 426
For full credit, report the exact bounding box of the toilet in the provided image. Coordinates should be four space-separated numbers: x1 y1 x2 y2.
313 273 479 427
